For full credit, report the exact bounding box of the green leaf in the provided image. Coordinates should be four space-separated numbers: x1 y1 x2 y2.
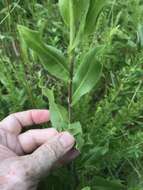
42 89 84 150
42 88 68 130
138 23 143 48
68 122 84 151
59 0 107 48
85 0 107 35
81 187 91 190
59 0 90 48
18 25 69 82
59 0 89 28
70 0 90 50
72 47 102 105
91 176 125 190
59 0 70 26
61 121 84 151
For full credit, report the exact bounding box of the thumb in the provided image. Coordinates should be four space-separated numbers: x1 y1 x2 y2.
24 132 75 178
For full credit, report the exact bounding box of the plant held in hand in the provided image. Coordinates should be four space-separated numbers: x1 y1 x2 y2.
18 0 105 150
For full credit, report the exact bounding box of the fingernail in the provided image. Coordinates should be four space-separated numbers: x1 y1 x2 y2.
69 149 80 160
59 132 75 149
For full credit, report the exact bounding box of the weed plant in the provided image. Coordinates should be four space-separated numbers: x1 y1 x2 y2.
0 1 143 190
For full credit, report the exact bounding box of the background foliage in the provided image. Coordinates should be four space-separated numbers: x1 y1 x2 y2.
0 0 143 189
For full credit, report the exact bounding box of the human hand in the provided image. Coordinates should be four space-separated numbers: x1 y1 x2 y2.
0 109 77 190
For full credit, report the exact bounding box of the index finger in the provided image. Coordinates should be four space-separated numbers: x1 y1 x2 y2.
0 109 50 135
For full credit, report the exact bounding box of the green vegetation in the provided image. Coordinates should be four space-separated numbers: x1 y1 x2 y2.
1 0 143 189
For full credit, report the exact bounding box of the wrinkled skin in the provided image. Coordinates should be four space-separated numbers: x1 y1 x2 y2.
0 110 77 190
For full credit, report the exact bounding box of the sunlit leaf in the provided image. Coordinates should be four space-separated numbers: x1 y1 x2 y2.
59 0 89 28
59 0 70 25
81 187 91 190
137 23 143 48
85 0 107 35
42 88 84 150
68 122 84 151
70 0 90 50
42 88 68 130
59 0 70 26
18 25 69 82
59 0 107 48
59 0 90 48
72 47 102 105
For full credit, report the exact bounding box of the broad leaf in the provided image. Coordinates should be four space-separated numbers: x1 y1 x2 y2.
68 122 84 151
59 0 70 26
59 0 107 48
42 88 68 130
85 0 107 35
18 25 69 82
70 0 90 50
72 47 102 105
81 187 91 190
42 88 84 150
59 0 90 48
59 0 89 28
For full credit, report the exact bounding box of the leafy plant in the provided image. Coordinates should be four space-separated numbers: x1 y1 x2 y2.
18 0 104 151
2 0 143 189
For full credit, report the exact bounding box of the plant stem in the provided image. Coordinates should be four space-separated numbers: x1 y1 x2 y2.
68 0 75 123
67 51 77 190
68 53 74 123
67 2 79 189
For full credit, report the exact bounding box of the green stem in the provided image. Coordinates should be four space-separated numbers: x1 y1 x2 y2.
68 53 74 123
68 0 75 123
68 2 79 189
